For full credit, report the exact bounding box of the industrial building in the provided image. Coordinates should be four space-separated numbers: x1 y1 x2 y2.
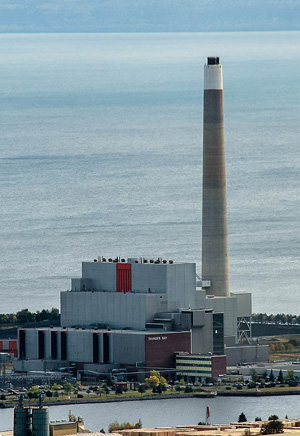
15 257 225 375
15 253 267 374
15 57 268 377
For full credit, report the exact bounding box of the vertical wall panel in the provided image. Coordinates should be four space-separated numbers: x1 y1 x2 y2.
117 264 131 293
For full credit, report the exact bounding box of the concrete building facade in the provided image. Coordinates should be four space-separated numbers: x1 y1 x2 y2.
15 327 192 371
62 260 196 329
16 257 226 374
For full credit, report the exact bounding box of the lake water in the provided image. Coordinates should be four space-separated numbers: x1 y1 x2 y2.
0 32 299 314
1 395 300 432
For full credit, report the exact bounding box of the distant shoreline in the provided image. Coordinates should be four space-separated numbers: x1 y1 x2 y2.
0 30 299 35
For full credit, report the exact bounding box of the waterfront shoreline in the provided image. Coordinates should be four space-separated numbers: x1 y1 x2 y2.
2 389 300 409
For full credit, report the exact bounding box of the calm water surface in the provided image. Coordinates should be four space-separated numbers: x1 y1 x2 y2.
0 32 299 314
1 396 300 432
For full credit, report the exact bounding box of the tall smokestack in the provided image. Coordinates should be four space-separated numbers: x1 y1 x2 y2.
202 56 230 297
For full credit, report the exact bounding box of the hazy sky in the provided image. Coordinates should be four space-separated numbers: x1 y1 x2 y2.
0 0 299 33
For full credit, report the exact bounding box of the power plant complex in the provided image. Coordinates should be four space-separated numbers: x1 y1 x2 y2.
14 58 268 380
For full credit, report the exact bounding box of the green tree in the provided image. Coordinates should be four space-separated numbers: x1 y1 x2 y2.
16 309 35 323
269 314 275 323
156 384 162 394
50 307 60 320
262 420 283 434
138 384 146 394
52 383 60 392
274 314 282 324
97 386 105 396
250 369 259 382
269 415 279 421
255 313 263 323
27 386 42 400
286 369 295 380
115 385 123 395
63 382 73 396
45 390 52 401
238 413 247 423
277 370 284 383
76 381 82 391
39 309 49 321
269 370 275 382
185 384 193 393
52 384 60 398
